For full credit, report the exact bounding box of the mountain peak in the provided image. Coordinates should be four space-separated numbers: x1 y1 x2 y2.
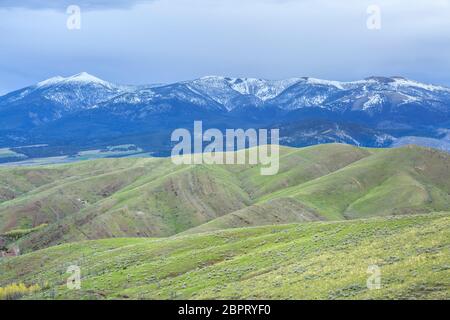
36 72 112 89
64 72 109 85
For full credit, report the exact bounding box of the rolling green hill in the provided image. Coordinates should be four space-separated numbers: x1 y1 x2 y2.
259 145 450 220
1 144 450 253
0 213 448 300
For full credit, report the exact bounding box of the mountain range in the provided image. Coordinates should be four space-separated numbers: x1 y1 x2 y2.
1 72 450 162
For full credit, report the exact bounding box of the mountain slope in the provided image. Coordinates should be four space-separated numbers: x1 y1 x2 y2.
1 213 448 299
181 145 450 234
180 197 324 235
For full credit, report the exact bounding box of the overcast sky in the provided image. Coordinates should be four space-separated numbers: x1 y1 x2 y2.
0 0 449 94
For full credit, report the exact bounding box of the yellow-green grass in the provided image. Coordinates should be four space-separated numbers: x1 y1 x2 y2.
0 213 448 300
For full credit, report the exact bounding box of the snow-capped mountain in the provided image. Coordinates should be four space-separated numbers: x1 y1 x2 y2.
0 72 449 160
1 72 128 112
264 76 450 114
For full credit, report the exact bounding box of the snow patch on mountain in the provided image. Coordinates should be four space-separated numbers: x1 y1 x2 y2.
332 125 361 146
37 76 65 88
391 77 450 93
363 94 383 110
304 77 345 90
65 72 105 83
228 77 301 101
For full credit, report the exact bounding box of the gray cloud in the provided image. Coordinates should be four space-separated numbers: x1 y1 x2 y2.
0 0 449 95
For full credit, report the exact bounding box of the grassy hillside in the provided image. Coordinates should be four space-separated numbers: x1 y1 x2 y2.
1 144 449 252
181 197 324 235
258 145 450 220
0 213 448 300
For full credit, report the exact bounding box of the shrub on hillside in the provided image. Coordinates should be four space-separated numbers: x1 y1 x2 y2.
0 283 40 300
